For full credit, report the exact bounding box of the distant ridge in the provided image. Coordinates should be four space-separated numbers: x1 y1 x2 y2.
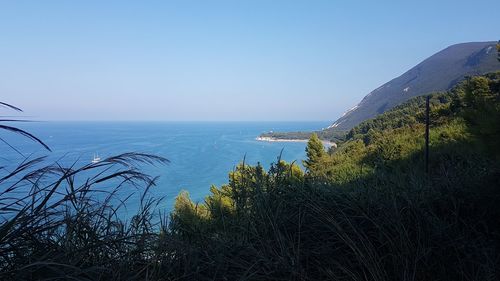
327 41 499 131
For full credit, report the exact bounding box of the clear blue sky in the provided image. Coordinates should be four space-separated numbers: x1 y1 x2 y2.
0 0 497 121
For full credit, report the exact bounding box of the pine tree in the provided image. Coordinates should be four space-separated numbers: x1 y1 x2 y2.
303 133 326 171
463 74 500 157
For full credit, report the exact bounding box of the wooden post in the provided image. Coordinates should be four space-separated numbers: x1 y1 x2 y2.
425 95 430 175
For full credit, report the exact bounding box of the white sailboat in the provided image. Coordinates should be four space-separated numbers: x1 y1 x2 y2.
91 153 101 164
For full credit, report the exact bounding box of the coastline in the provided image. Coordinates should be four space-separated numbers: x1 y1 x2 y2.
256 136 337 147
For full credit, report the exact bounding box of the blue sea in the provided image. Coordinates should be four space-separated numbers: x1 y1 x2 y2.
1 121 330 213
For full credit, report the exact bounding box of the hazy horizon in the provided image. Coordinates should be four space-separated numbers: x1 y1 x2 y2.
10 119 334 123
1 0 498 122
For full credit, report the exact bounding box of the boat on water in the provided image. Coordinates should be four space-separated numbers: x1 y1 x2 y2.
91 153 101 164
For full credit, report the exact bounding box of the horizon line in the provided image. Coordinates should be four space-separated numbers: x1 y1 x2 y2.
14 120 335 123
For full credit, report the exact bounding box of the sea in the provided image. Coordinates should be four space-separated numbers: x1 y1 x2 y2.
0 121 330 214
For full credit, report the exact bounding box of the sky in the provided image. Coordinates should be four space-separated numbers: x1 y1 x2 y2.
0 0 498 121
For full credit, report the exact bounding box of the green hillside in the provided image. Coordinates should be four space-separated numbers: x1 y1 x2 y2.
168 72 500 280
328 41 500 131
262 41 500 142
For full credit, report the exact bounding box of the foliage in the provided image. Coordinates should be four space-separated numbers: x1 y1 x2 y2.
166 72 500 280
303 133 326 171
460 73 500 157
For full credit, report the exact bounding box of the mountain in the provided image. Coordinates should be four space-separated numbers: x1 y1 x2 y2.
327 41 499 131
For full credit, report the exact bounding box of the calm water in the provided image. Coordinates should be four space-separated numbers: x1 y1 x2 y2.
1 121 329 213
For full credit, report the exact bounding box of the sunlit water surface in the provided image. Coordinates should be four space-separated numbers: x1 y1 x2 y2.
1 121 330 215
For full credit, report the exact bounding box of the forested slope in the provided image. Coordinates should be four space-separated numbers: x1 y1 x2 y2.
170 72 500 280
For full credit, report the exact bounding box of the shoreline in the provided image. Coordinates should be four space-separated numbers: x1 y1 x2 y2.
256 136 337 147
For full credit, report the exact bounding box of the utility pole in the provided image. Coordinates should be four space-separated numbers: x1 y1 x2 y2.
425 95 430 175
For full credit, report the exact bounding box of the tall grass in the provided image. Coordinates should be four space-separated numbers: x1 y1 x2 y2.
0 103 170 280
167 154 500 280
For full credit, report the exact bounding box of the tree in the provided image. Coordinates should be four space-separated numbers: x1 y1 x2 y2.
170 190 208 239
303 133 326 172
462 73 500 157
497 40 500 62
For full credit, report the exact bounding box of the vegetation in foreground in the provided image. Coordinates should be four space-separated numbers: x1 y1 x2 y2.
1 72 499 280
